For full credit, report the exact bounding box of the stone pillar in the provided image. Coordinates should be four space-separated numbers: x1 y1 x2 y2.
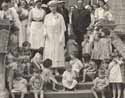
0 19 10 98
0 54 8 98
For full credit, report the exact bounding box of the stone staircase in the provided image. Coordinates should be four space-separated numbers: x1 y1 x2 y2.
12 82 94 98
11 31 125 98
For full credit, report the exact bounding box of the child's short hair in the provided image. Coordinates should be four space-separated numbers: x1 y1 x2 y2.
38 47 44 55
65 56 71 62
22 41 31 47
43 59 52 68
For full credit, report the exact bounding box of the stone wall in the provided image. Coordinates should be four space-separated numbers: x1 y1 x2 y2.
107 0 125 32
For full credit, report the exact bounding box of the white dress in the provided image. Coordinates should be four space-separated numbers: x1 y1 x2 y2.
12 78 27 93
70 58 83 73
62 70 77 89
109 60 123 83
44 12 66 67
95 7 105 21
29 7 45 49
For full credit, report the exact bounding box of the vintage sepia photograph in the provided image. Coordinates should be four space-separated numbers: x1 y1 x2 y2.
0 0 125 98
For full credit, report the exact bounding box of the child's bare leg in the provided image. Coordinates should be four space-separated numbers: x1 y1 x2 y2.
91 88 98 98
101 90 106 98
52 83 57 90
20 92 25 98
112 83 116 98
40 90 44 98
117 83 121 98
82 70 86 82
11 93 15 98
34 92 39 98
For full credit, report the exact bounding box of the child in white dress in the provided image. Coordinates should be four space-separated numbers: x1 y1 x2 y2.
11 71 27 98
62 60 78 91
108 50 123 98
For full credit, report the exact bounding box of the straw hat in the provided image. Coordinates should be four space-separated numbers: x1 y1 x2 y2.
47 0 58 6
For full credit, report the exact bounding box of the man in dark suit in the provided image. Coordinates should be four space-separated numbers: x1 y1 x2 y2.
72 0 91 46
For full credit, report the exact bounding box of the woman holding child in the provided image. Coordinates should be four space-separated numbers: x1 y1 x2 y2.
44 0 66 67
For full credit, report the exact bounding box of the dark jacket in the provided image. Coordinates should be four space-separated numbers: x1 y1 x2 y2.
57 7 69 28
72 7 91 34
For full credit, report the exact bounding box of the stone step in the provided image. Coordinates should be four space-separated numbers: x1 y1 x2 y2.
44 90 94 98
12 90 94 98
55 74 93 90
55 82 93 90
77 82 93 90
13 88 113 98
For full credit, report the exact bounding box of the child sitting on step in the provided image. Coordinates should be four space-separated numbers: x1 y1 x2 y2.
41 59 60 91
6 48 19 92
91 69 109 98
31 48 44 72
18 41 32 77
82 54 97 82
30 69 44 98
70 53 83 78
62 57 78 91
11 71 28 98
100 59 110 78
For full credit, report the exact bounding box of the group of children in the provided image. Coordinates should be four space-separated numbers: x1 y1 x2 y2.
6 41 60 98
65 18 125 98
5 22 125 98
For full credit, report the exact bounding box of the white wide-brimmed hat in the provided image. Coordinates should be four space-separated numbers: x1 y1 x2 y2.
47 0 58 6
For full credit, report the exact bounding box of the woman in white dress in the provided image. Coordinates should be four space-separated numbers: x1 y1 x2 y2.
28 0 46 50
44 0 66 68
18 0 29 46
